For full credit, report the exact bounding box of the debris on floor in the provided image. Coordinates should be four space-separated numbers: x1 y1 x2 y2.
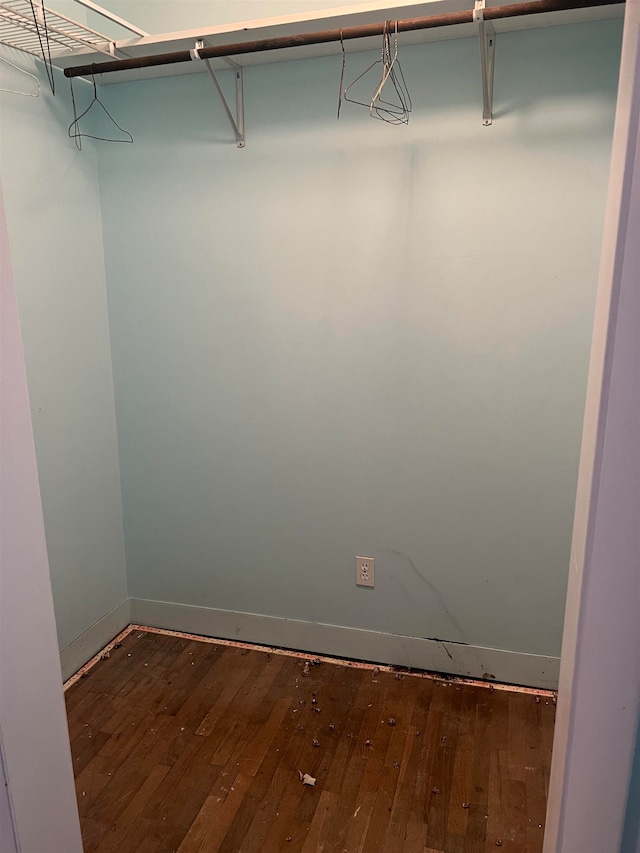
67 629 557 850
301 658 323 678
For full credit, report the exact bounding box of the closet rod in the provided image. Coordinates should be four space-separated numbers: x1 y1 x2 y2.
64 0 622 78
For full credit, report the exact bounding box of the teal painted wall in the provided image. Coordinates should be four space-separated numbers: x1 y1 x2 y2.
0 51 128 651
622 713 640 853
96 20 621 658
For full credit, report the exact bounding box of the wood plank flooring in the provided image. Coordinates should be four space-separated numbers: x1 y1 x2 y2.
64 630 555 853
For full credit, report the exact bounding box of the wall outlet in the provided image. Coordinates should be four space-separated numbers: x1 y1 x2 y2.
356 556 375 588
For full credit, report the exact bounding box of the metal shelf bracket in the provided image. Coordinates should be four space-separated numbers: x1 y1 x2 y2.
473 0 496 126
191 40 245 148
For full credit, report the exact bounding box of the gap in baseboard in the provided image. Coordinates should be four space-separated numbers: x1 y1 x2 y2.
63 622 556 698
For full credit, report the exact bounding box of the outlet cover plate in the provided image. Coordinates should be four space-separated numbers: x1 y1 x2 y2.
356 555 375 588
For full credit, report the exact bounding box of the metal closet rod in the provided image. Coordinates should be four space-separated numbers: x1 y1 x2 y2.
64 0 622 79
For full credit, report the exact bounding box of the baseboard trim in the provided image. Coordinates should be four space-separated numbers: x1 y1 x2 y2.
129 597 560 689
59 598 131 680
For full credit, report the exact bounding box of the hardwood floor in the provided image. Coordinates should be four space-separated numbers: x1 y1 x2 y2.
64 629 555 853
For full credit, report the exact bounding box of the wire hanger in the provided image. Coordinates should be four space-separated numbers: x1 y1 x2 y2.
68 72 133 151
29 0 55 94
0 56 40 97
337 30 346 119
340 21 412 126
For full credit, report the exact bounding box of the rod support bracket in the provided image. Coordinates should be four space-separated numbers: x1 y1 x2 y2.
474 0 496 126
191 41 245 147
473 0 485 23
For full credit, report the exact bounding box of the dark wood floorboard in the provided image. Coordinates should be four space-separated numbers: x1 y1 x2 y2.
65 631 555 853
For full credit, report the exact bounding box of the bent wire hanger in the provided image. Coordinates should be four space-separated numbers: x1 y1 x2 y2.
68 72 133 150
340 20 412 125
0 54 40 96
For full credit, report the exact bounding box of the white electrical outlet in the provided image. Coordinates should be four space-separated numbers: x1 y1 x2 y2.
356 556 375 588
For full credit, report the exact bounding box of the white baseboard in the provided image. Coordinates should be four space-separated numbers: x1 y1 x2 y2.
59 598 131 680
129 597 560 689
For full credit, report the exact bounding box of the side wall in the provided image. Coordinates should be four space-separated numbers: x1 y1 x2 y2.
0 183 83 852
0 50 129 671
97 20 621 686
544 8 640 845
0 747 17 853
622 715 640 852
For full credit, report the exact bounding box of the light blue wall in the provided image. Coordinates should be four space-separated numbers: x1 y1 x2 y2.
622 711 640 853
0 50 128 651
0 746 17 853
96 20 621 658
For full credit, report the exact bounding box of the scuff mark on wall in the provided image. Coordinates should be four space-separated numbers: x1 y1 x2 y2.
379 547 468 643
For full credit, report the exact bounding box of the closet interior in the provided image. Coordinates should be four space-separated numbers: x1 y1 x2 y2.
0 0 633 850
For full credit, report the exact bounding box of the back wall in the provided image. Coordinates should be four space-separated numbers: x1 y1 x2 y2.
96 19 622 684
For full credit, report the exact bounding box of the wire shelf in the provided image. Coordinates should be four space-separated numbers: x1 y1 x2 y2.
0 0 115 59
